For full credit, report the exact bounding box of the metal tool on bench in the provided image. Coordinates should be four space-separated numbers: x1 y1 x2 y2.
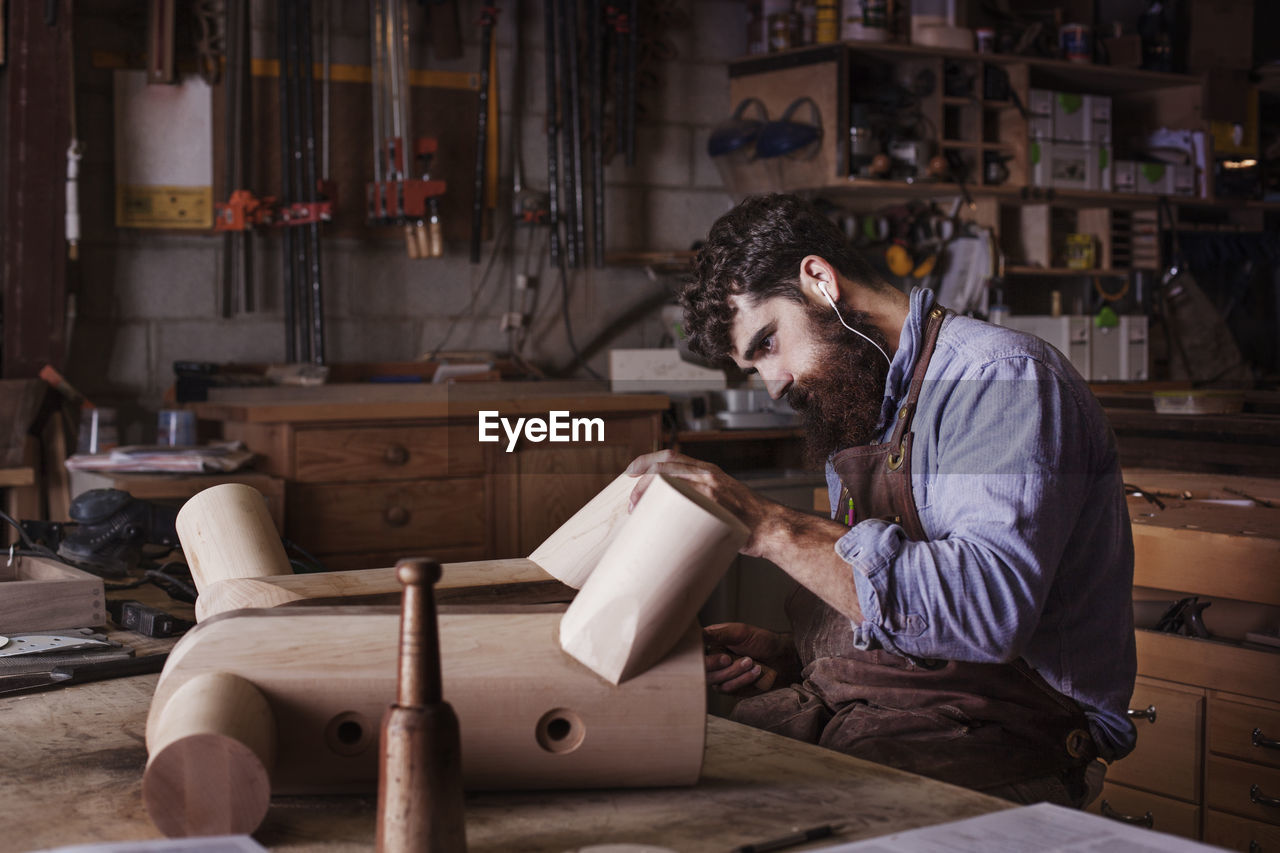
20 488 180 579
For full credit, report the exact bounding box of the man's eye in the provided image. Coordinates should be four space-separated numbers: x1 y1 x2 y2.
760 334 775 354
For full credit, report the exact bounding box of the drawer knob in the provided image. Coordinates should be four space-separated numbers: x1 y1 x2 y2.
1252 784 1280 809
1253 728 1280 751
384 443 410 466
1099 800 1153 828
1126 704 1157 724
385 506 410 527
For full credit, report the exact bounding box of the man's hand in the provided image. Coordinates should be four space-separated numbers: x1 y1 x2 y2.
703 622 794 695
625 450 777 557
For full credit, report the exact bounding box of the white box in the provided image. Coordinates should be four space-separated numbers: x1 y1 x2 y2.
609 349 726 393
1029 114 1054 140
1091 316 1149 381
1049 142 1091 190
1002 316 1092 379
1030 139 1051 187
1136 162 1174 194
1172 163 1196 195
1114 160 1138 192
1052 92 1088 142
1095 144 1113 192
1028 88 1054 116
1086 95 1111 145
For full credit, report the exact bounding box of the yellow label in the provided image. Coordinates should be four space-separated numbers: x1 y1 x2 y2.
116 185 213 229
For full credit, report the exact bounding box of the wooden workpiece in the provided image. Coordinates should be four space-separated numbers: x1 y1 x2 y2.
144 605 706 836
558 474 750 684
9 673 1012 852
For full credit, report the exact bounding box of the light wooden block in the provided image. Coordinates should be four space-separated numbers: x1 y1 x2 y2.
0 556 106 633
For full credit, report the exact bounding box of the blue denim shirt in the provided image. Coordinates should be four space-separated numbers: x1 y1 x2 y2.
826 287 1137 760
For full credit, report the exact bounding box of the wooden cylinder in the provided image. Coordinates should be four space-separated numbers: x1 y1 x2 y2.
559 474 749 684
143 670 276 838
377 557 467 852
176 483 292 614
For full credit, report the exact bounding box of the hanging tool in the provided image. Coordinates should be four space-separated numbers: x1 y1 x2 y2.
543 0 563 269
147 0 176 84
219 0 253 317
625 0 637 166
471 8 499 264
375 558 467 852
588 0 604 267
368 0 447 259
565 0 586 266
557 0 584 268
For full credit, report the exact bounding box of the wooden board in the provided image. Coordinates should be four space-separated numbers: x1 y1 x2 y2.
0 556 106 633
4 675 1012 852
196 557 571 620
146 608 706 798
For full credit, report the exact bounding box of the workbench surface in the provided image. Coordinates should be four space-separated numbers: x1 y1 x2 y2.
4 674 1011 853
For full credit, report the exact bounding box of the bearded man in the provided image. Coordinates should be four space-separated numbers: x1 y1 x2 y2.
625 194 1136 807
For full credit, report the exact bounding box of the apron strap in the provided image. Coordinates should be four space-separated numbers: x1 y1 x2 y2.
888 305 949 454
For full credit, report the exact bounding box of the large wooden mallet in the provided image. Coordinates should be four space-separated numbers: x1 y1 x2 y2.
376 557 468 852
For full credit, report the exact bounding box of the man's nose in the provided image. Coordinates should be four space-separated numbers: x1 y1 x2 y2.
763 372 793 400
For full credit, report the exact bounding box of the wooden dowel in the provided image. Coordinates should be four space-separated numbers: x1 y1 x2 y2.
143 670 276 837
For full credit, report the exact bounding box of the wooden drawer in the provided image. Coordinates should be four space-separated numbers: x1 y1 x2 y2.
288 478 486 554
1205 809 1280 852
1208 753 1280 824
1089 781 1201 840
293 424 484 482
1108 676 1204 802
1209 755 1280 827
1212 693 1280 771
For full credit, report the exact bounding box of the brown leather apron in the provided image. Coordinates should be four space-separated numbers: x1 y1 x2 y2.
731 305 1095 792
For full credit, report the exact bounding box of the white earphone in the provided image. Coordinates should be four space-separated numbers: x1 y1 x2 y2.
818 283 892 367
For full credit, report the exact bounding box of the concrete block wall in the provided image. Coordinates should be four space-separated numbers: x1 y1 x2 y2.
67 0 743 439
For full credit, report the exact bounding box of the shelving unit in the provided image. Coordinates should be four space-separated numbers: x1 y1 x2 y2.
723 41 1277 281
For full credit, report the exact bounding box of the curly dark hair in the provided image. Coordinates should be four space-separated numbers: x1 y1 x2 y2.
681 194 884 363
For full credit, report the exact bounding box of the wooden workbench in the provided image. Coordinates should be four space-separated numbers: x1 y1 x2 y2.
3 673 1011 852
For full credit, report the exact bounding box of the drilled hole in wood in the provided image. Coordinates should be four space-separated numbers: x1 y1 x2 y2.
325 711 373 756
536 708 585 754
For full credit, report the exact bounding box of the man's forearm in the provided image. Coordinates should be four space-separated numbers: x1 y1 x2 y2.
755 504 864 624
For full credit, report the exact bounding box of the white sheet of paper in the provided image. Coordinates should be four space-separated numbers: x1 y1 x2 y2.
811 802 1229 853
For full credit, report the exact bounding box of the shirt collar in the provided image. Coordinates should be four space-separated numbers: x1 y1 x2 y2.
878 286 936 430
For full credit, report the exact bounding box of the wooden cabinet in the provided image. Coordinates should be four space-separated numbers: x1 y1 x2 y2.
1092 469 1280 846
193 384 667 570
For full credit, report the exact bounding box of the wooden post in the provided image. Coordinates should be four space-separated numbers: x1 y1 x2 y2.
376 557 468 852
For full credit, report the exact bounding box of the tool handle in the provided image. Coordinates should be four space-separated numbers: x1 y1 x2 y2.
56 652 169 685
395 557 444 708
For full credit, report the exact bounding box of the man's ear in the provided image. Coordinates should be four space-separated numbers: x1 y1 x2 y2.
798 255 841 307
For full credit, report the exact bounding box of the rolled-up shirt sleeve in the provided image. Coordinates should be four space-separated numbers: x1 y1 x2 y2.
835 353 1098 663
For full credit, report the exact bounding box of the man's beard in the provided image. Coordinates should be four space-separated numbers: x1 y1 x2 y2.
785 303 892 468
